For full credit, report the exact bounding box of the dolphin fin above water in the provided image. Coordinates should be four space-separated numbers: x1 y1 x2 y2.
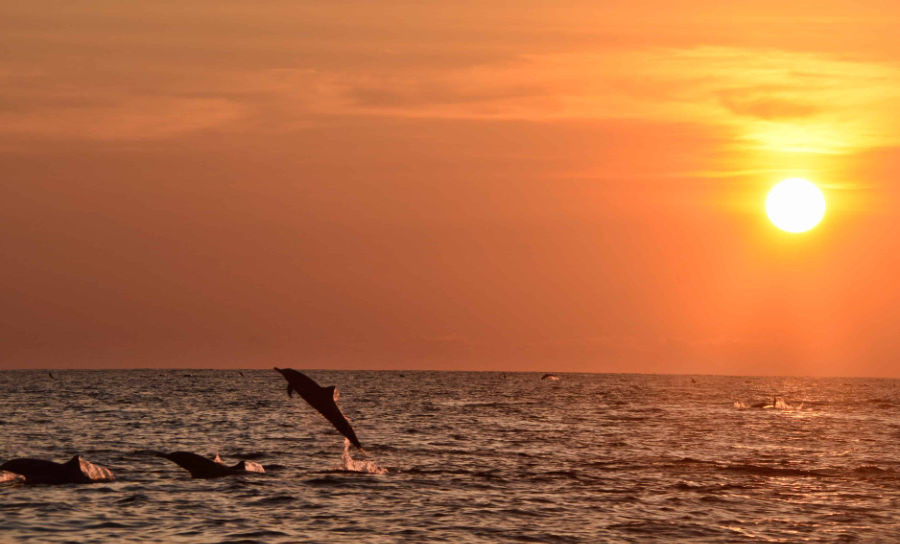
274 367 362 449
155 451 264 479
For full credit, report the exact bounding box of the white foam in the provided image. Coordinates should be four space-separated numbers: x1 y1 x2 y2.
340 439 387 474
775 398 804 411
77 457 116 482
0 470 25 484
238 460 265 473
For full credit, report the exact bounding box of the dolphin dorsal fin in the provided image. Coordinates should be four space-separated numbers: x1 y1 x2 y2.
325 385 339 401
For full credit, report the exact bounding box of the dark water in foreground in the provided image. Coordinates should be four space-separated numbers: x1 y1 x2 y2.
2 370 900 543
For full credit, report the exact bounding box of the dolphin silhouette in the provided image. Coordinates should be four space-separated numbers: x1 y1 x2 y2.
274 367 362 449
748 396 778 409
0 455 115 484
155 451 265 479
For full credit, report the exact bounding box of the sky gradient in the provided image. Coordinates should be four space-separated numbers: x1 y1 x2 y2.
3 2 900 375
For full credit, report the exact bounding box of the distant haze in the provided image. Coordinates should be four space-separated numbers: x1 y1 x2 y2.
3 2 900 376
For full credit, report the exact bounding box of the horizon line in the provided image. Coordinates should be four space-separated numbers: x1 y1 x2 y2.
3 367 896 380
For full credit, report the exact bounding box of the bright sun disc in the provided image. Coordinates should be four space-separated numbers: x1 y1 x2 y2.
765 178 826 233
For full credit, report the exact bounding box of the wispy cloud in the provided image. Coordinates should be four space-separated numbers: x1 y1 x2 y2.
0 96 245 141
279 46 898 154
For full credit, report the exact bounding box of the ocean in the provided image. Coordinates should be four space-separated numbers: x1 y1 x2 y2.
1 370 899 542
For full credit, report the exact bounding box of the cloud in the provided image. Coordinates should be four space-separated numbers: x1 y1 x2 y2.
0 96 245 141
718 88 820 120
2 8 898 156
223 46 899 155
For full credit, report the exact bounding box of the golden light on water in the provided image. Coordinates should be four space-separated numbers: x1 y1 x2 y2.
765 178 827 233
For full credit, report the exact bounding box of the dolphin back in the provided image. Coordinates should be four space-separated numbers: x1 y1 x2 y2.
0 458 71 484
157 451 234 478
0 456 114 484
157 451 264 478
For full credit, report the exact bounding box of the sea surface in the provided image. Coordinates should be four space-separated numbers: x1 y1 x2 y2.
2 370 900 543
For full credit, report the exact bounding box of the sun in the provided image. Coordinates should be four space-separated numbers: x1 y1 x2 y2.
765 178 826 233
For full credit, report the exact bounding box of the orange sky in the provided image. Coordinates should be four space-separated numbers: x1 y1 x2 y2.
3 2 900 375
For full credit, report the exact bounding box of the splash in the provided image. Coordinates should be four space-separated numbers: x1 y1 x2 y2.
774 398 804 410
76 456 116 482
733 398 805 410
340 439 387 474
0 470 25 485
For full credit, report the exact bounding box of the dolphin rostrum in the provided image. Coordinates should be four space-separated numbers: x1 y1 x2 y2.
155 451 265 479
0 455 115 484
274 367 362 449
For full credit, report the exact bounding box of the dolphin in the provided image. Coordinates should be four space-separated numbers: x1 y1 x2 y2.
541 373 560 381
0 455 115 484
274 367 362 449
155 451 265 479
748 396 778 409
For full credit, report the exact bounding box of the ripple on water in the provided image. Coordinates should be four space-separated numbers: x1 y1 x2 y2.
3 371 900 542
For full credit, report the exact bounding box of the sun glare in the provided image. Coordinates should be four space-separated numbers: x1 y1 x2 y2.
765 178 826 233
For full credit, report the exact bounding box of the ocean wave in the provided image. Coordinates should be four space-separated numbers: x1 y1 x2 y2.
251 494 298 506
116 493 148 505
672 480 753 492
5 371 900 542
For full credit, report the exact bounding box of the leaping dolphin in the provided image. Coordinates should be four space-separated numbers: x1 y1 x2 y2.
274 367 362 449
155 451 265 479
0 455 115 484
